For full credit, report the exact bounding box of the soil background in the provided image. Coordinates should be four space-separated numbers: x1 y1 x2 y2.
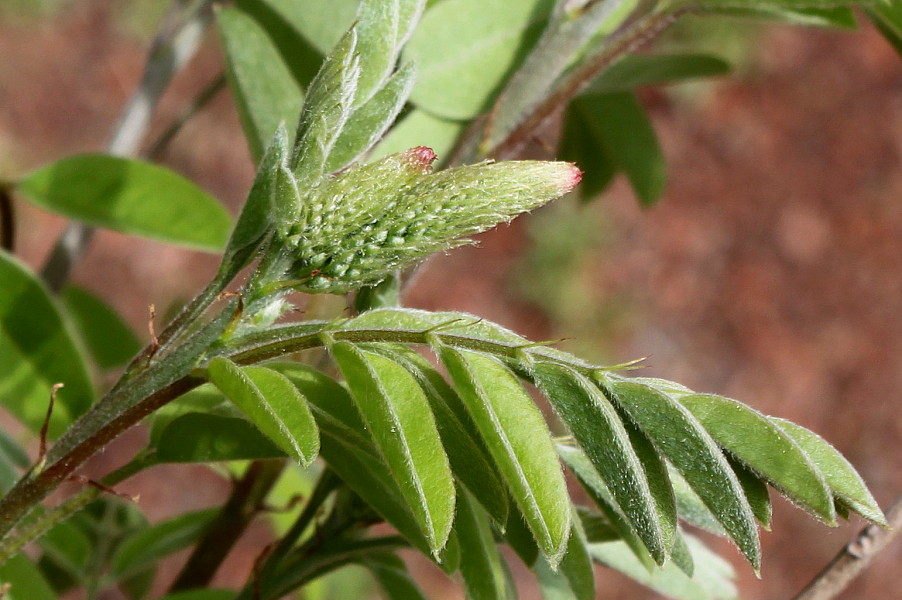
2 2 901 598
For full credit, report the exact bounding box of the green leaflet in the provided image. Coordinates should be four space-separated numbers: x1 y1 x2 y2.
440 347 571 565
603 378 760 571
0 429 28 494
61 285 141 371
678 393 835 524
772 417 887 526
404 0 555 119
556 507 597 600
455 486 513 600
217 6 304 161
330 342 456 553
371 109 465 163
729 456 773 530
0 553 58 600
533 363 673 564
366 345 510 525
17 155 231 252
111 510 219 581
363 553 429 600
206 358 319 466
155 413 286 463
38 518 93 583
0 250 93 437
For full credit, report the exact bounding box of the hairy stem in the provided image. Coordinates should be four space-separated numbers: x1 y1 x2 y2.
169 459 286 592
39 0 216 292
792 496 902 600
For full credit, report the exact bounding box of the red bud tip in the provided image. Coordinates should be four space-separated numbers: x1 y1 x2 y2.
568 164 583 189
400 146 438 175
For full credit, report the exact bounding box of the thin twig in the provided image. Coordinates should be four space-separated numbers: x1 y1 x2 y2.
0 186 13 252
39 0 216 292
792 496 902 600
147 72 227 160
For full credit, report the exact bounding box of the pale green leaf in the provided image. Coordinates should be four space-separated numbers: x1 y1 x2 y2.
206 359 320 466
371 109 465 162
773 417 887 526
17 155 231 252
604 378 760 570
441 347 571 565
0 250 93 437
678 393 835 524
261 0 360 54
217 6 304 161
589 535 738 600
155 413 285 462
331 342 456 553
61 285 141 370
533 363 672 564
111 510 218 579
404 0 555 119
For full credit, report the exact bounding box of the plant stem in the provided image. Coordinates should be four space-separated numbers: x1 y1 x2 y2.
792 496 902 600
40 0 216 292
169 459 286 592
0 186 13 252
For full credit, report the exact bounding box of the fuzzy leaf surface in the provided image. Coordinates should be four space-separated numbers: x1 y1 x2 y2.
206 359 319 466
440 347 571 565
331 341 456 553
18 155 230 252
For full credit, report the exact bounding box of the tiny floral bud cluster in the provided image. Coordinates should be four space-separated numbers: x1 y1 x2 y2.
278 147 581 294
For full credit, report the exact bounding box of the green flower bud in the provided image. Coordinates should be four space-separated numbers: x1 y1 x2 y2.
278 147 581 294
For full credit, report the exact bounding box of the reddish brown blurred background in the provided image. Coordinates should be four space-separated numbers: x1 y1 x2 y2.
2 1 901 598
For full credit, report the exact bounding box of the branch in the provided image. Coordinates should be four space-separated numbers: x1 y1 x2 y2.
39 0 216 292
792 496 902 600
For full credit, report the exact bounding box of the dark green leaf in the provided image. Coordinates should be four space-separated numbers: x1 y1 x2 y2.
0 250 93 437
364 554 429 600
217 6 304 161
154 591 236 600
440 347 571 565
560 103 616 200
558 509 596 600
111 510 218 580
728 456 772 530
17 155 231 252
773 417 887 526
38 518 92 582
0 553 58 600
866 0 902 56
501 504 539 567
0 428 29 494
587 54 731 94
331 342 456 553
572 92 666 206
155 413 286 462
604 378 760 570
206 359 320 466
61 285 141 370
669 468 726 537
149 385 230 445
404 0 555 119
696 4 856 29
533 363 672 564
678 393 835 524
576 507 619 543
455 487 513 600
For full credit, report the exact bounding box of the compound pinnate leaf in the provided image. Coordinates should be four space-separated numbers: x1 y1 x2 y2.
772 417 887 526
0 251 93 437
678 393 835 524
330 342 456 553
533 363 672 564
440 346 571 565
18 155 231 252
206 358 319 466
604 378 760 570
217 6 304 161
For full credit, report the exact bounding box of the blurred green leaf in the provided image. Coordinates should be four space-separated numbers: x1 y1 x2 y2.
678 393 835 524
604 379 760 570
207 359 320 466
38 518 92 583
571 92 666 206
404 0 555 119
0 250 93 437
61 286 141 370
866 0 902 56
0 553 58 600
372 109 466 162
18 155 231 252
155 591 235 600
331 342 456 553
560 104 616 200
696 4 856 28
534 363 673 564
363 554 429 600
588 54 730 94
0 429 29 494
440 347 571 565
217 6 304 161
111 510 217 582
558 509 597 600
260 0 360 54
155 413 286 462
773 417 887 525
